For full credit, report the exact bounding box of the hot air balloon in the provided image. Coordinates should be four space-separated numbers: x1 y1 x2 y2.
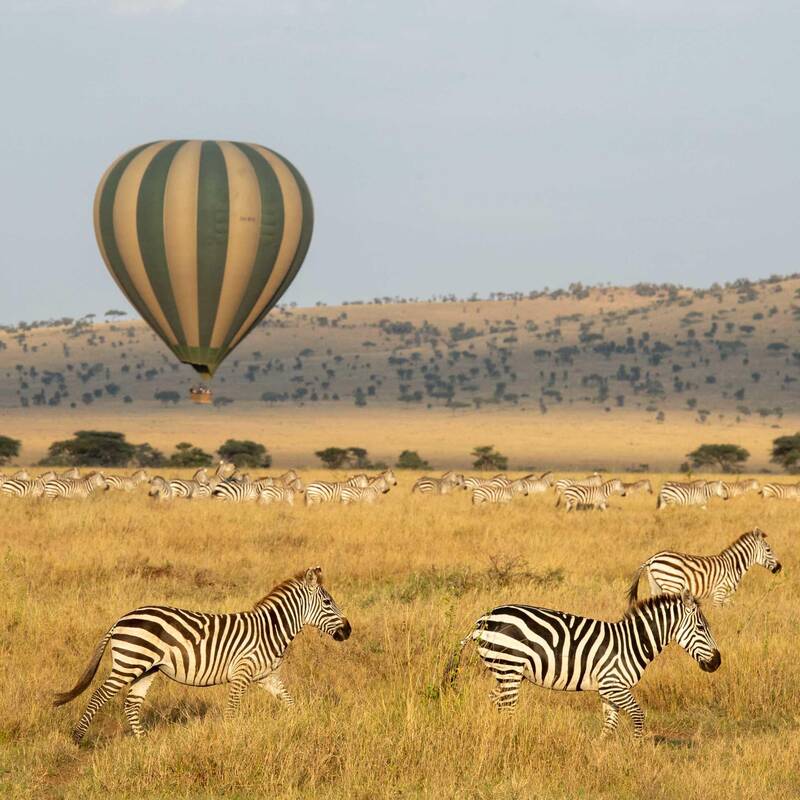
93 140 313 401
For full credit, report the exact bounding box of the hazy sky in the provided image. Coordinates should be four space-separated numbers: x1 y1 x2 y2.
2 1 798 324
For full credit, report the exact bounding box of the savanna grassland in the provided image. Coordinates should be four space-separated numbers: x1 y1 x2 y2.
2 471 798 799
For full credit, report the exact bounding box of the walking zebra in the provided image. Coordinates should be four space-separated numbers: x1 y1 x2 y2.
44 472 107 500
443 591 720 738
212 480 262 503
167 474 213 499
719 479 760 499
258 482 303 506
521 471 555 495
556 479 625 512
340 475 392 505
54 567 351 742
553 473 603 496
760 482 800 500
656 480 727 509
621 479 653 495
626 528 781 607
105 470 149 492
305 475 368 506
472 479 529 505
148 476 172 501
1 477 46 498
412 471 465 495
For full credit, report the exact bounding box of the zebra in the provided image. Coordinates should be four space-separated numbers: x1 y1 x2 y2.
656 480 727 509
305 475 368 506
443 591 720 738
212 480 262 503
621 479 653 495
60 467 81 479
1 477 46 499
44 472 107 500
258 482 303 506
53 567 351 742
760 482 800 500
340 475 392 505
521 471 554 495
719 479 760 499
472 479 529 506
556 479 625 512
105 470 149 492
626 528 782 607
148 476 172 501
38 470 57 482
553 473 603 496
168 475 213 499
412 471 465 495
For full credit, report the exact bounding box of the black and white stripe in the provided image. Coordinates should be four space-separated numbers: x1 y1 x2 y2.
44 472 107 500
627 528 781 607
557 479 625 511
340 475 392 505
54 567 351 742
444 592 720 738
1 477 46 498
471 478 529 505
719 479 759 499
760 482 800 500
105 470 149 492
656 480 727 509
412 471 465 495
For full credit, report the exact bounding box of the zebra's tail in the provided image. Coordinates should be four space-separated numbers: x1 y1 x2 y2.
442 630 474 690
656 493 663 510
53 628 113 707
626 564 646 606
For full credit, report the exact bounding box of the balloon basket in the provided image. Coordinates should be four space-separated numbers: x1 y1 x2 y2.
190 387 213 405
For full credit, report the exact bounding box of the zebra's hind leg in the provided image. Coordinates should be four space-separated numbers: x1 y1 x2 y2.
71 670 136 744
258 673 295 706
123 670 158 738
600 700 619 737
599 683 644 739
489 666 524 712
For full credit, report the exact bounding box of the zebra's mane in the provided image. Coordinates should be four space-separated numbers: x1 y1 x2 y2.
729 528 764 547
252 571 319 609
622 593 686 620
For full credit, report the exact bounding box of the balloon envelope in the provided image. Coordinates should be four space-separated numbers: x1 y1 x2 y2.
94 140 313 377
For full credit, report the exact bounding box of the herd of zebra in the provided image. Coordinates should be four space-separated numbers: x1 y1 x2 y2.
4 464 800 510
413 469 800 509
54 527 782 743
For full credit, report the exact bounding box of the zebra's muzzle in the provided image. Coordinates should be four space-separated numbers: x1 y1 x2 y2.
699 650 721 672
333 620 352 641
772 563 782 574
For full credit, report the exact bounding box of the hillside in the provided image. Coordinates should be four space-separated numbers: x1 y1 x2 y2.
2 276 799 467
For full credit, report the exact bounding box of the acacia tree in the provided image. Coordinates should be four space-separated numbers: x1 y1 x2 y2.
40 431 135 467
0 435 21 465
218 439 271 468
395 450 431 470
771 433 800 473
686 443 749 473
471 445 508 471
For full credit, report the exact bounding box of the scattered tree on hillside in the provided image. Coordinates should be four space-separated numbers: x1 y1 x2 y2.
218 439 271 469
40 430 136 467
168 442 213 467
770 433 800 473
686 443 749 473
471 445 508 471
315 446 374 470
0 435 21 465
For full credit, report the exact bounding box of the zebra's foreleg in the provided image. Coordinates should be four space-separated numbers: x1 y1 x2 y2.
225 661 257 719
258 673 295 706
123 671 158 738
599 683 644 739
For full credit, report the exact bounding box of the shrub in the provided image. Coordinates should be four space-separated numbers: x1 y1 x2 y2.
218 439 271 469
395 450 431 470
771 433 800 473
0 435 21 465
686 443 749 473
168 442 213 468
315 446 373 470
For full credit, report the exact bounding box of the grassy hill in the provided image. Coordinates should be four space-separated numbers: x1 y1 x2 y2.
2 275 799 467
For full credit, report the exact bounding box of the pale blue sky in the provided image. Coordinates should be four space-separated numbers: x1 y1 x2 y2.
1 1 798 323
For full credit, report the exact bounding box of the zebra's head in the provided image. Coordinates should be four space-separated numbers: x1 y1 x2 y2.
301 567 351 642
751 528 782 574
606 479 626 496
674 591 721 673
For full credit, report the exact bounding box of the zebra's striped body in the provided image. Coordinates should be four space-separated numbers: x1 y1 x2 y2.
621 479 653 495
557 479 625 512
521 471 554 495
760 482 800 500
258 484 302 506
1 477 46 498
340 476 391 505
656 480 727 509
105 470 149 492
44 472 107 500
444 592 720 738
472 479 529 505
305 475 369 506
54 568 351 742
553 473 603 496
412 471 465 495
627 528 781 607
720 479 760 499
168 478 212 499
212 480 262 503
148 476 172 501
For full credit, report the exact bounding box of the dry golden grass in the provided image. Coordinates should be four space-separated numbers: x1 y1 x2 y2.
2 471 799 799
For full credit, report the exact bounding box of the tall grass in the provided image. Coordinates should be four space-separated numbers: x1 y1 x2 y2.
1 471 797 798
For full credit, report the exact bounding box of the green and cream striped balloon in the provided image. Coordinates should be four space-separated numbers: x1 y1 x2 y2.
94 140 314 378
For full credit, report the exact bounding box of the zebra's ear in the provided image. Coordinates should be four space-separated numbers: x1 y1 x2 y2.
755 527 767 538
304 566 323 587
681 590 697 610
